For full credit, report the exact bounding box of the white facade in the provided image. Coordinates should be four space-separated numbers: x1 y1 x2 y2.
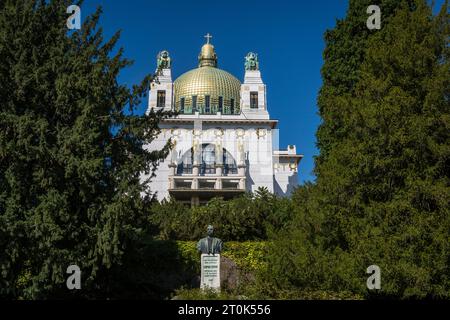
143 38 302 204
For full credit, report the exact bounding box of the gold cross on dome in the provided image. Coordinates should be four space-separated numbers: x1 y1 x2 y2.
204 33 212 44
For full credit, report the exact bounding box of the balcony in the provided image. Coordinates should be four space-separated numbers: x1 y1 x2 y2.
168 176 246 202
168 163 246 203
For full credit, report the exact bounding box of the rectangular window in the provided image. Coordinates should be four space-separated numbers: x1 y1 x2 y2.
250 92 258 109
218 96 223 113
230 99 235 114
180 97 185 113
157 90 166 108
205 95 210 113
192 95 197 112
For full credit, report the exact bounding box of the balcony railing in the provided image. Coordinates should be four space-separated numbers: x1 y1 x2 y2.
223 164 237 175
177 164 192 175
200 164 216 175
169 176 246 192
176 163 238 176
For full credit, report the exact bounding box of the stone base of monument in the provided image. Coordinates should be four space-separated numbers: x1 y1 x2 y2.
200 254 221 292
200 255 252 292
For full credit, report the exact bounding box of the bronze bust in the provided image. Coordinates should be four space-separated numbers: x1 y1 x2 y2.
197 225 223 255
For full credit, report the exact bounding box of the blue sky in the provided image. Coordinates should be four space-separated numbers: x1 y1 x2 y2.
81 0 445 184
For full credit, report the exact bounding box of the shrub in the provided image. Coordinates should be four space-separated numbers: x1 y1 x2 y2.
149 188 295 241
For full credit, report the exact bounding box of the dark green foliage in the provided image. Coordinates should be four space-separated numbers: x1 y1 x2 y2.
149 188 295 241
316 0 415 166
114 240 267 299
174 287 363 300
263 0 450 299
0 0 172 298
173 239 362 300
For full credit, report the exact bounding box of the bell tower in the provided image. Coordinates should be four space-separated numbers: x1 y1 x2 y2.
240 52 269 120
148 50 173 113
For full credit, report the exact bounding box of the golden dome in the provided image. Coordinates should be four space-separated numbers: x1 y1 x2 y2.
173 35 241 115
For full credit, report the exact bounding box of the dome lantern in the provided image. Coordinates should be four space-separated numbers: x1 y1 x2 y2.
198 33 218 68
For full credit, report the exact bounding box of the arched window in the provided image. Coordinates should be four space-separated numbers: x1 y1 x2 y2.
223 148 238 175
177 143 237 175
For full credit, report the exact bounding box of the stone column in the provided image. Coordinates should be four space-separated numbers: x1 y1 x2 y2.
216 165 223 177
238 164 246 177
215 177 222 190
239 178 246 190
168 163 176 176
193 138 201 166
215 165 223 190
193 164 200 176
168 163 177 190
170 143 178 164
215 141 223 178
237 140 245 166
192 178 199 189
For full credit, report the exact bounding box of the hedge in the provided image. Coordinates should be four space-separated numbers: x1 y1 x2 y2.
175 241 267 273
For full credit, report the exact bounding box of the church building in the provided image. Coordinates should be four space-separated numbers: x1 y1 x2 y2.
144 34 302 205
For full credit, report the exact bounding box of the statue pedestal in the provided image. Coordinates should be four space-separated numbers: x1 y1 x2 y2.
200 254 221 292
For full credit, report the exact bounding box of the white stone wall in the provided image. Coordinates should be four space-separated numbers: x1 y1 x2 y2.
273 159 299 197
144 120 276 201
244 125 274 193
142 130 171 200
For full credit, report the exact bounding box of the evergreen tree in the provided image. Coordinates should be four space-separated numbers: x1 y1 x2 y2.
316 0 414 167
265 0 449 298
0 0 171 298
337 0 449 297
